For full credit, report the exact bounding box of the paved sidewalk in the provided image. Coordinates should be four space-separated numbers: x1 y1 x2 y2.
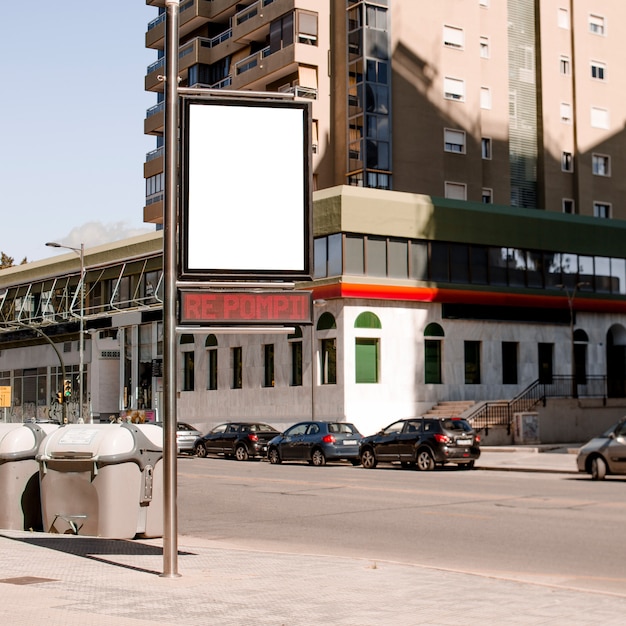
3 445 619 626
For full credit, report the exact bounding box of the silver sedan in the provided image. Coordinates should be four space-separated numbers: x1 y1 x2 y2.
576 418 626 480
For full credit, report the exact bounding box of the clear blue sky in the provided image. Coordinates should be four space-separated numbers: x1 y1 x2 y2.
0 2 158 263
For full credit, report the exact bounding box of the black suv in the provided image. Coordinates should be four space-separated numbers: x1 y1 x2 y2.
194 422 280 461
359 417 480 471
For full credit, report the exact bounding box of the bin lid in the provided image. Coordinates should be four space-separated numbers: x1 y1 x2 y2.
38 423 163 463
0 423 59 460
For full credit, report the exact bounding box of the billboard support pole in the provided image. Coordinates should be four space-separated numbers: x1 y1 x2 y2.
162 0 180 578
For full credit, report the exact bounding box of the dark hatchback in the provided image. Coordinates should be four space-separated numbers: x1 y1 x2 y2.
267 421 363 466
194 422 280 461
359 417 480 471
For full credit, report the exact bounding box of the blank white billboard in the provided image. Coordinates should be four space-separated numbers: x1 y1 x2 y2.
180 98 312 280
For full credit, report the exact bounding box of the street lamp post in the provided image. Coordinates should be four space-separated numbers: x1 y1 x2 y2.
46 241 85 422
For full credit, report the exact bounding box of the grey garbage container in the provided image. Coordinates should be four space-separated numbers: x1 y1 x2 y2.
0 422 59 531
37 423 163 539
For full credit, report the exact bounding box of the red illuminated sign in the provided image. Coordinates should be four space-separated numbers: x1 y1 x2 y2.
179 291 312 325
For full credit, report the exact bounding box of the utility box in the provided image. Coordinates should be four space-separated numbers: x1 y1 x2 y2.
0 422 59 531
38 423 163 539
513 412 540 445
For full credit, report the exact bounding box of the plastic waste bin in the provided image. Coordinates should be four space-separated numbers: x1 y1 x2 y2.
0 422 59 531
37 422 163 539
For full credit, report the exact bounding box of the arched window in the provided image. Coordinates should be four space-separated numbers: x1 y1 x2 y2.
180 334 194 344
354 311 382 329
573 329 588 342
317 313 337 384
424 323 444 384
317 312 337 330
205 334 218 390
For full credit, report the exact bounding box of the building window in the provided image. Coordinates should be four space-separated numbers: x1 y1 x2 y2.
464 341 481 384
560 56 571 75
444 181 467 200
297 11 317 45
480 36 489 58
560 102 572 123
443 25 464 49
502 342 518 385
561 151 573 172
321 339 337 384
592 154 610 176
355 338 379 383
205 334 217 390
562 199 575 214
594 202 611 219
424 323 444 384
288 327 303 387
591 107 609 129
444 77 465 101
538 343 553 384
482 188 493 204
444 128 466 153
269 13 294 54
183 351 194 391
480 86 492 109
231 347 242 389
558 8 569 29
589 14 605 36
263 344 275 388
591 61 606 80
481 137 492 159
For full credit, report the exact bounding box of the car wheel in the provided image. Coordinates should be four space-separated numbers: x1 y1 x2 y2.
311 448 326 467
415 449 435 471
360 448 377 469
194 443 207 458
268 447 281 465
591 456 607 480
235 444 249 461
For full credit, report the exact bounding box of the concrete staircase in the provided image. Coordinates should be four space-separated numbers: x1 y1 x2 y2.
424 400 476 419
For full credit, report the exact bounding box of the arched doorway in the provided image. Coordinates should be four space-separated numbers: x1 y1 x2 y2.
606 325 626 397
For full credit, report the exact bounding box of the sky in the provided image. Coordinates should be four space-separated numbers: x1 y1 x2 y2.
0 2 158 264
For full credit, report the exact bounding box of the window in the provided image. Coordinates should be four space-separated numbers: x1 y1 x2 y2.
183 351 194 391
594 202 611 219
558 8 569 29
444 128 466 153
480 36 489 58
589 14 605 36
591 61 606 80
480 86 491 109
263 344 275 387
562 199 575 214
444 77 465 101
444 181 467 200
560 102 572 123
561 151 573 172
424 323 444 384
464 341 481 384
269 13 294 54
231 346 242 389
289 327 303 387
592 154 610 176
443 25 464 49
355 338 379 383
560 56 570 75
321 338 337 384
538 343 553 384
205 334 217 390
591 107 609 129
482 188 493 204
502 342 518 384
297 11 317 45
481 137 492 159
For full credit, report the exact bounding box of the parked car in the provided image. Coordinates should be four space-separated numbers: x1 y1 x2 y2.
576 418 626 480
359 417 480 470
194 422 280 461
267 421 363 466
155 422 203 455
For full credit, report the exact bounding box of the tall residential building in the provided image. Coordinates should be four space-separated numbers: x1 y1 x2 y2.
144 0 626 221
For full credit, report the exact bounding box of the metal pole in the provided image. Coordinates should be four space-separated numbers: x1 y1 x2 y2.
79 243 85 422
162 0 180 578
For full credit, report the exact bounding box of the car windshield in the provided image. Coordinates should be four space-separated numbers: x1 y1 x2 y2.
441 419 472 432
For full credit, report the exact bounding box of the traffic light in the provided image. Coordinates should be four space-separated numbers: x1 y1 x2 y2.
56 391 63 404
63 379 72 399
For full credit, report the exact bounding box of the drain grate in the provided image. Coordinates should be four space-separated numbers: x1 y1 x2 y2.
0 576 58 585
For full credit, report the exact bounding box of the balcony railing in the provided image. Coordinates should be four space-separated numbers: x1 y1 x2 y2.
147 13 166 32
146 146 164 162
235 46 270 75
146 102 165 119
278 85 318 99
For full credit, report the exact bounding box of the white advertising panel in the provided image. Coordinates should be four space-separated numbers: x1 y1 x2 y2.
180 98 312 280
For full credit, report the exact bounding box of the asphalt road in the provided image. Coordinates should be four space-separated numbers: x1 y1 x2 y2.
177 456 626 596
